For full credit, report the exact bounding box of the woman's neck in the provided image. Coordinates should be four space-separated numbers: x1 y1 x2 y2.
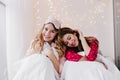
47 41 52 46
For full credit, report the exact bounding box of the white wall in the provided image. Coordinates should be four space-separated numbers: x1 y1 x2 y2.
32 0 114 59
0 0 7 80
6 0 35 79
6 0 115 79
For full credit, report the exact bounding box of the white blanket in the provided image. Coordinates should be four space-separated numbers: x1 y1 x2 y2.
9 42 59 80
61 54 120 80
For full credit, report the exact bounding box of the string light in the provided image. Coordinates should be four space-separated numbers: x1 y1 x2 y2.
33 0 110 32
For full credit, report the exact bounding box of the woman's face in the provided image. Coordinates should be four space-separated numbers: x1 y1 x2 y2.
62 33 79 47
42 23 57 43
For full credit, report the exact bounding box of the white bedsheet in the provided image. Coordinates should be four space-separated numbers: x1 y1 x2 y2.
9 42 60 80
61 54 120 80
10 54 59 80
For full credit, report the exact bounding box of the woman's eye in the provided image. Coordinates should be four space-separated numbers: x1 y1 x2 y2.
51 30 55 33
67 36 71 40
45 28 48 31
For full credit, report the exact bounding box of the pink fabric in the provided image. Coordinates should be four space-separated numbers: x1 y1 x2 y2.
86 39 98 61
65 38 99 62
65 50 82 62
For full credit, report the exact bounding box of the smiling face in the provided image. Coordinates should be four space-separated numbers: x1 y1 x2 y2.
62 33 79 47
42 23 57 44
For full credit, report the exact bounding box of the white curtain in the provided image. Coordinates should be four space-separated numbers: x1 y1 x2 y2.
6 0 35 79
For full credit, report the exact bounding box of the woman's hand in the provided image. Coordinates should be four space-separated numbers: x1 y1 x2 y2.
43 48 54 59
77 30 91 56
77 30 84 40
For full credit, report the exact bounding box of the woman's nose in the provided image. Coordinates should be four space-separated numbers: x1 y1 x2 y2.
69 40 73 45
45 31 50 35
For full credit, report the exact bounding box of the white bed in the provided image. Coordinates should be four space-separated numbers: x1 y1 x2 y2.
60 54 120 80
9 42 60 80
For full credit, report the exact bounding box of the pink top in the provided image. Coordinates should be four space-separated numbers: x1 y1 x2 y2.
65 37 99 62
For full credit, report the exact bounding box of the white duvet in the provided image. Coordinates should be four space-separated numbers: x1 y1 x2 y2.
9 42 120 80
9 42 60 80
61 54 120 80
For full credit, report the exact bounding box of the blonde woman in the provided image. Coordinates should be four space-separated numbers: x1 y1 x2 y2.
11 17 63 80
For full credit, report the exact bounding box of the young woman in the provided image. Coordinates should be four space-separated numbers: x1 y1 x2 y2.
57 27 120 80
57 27 99 62
11 17 63 80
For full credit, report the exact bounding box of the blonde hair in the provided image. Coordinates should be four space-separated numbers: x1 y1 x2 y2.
29 23 60 54
31 26 44 53
55 36 66 58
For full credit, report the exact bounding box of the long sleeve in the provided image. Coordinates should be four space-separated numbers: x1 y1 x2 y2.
86 38 99 61
65 49 82 62
65 37 99 62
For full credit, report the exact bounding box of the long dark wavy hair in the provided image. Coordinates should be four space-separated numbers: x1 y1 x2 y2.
57 27 98 53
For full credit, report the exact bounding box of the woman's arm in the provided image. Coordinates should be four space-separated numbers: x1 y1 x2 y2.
79 31 91 56
79 31 99 61
43 48 60 73
85 37 99 61
59 56 66 74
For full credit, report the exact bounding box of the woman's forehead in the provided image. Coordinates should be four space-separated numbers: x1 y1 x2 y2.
63 34 71 40
64 33 73 37
44 24 55 30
